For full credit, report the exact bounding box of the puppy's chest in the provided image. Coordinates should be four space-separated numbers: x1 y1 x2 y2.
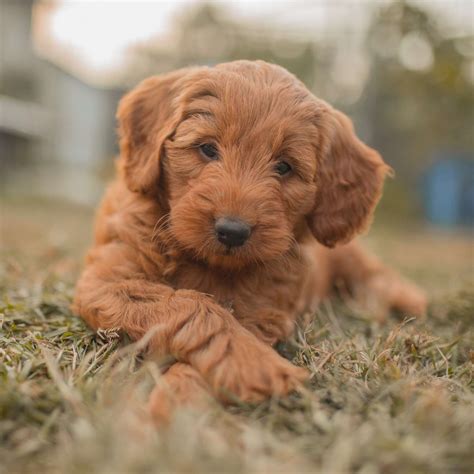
168 262 306 318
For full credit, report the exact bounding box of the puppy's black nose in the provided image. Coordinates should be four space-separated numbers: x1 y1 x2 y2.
215 217 251 247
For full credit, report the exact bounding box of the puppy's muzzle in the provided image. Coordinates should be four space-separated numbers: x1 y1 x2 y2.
215 217 251 248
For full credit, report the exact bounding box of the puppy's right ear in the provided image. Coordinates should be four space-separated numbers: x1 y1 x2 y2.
117 69 189 194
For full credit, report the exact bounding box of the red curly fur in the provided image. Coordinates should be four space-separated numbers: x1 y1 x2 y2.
73 60 426 421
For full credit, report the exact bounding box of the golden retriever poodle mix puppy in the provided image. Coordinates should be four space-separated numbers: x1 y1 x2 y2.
73 60 426 422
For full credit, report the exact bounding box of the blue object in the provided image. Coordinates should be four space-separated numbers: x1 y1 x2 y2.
423 155 474 227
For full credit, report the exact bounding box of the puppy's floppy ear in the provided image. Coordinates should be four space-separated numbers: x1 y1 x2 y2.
308 108 391 248
117 69 190 194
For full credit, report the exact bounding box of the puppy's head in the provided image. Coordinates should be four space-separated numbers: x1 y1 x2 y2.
117 61 390 269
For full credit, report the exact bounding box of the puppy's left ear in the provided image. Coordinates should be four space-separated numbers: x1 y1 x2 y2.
308 108 391 248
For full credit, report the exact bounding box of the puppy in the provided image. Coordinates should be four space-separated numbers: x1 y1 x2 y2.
73 60 426 420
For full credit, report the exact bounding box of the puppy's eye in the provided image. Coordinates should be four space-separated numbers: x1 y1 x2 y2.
275 161 292 176
199 143 219 160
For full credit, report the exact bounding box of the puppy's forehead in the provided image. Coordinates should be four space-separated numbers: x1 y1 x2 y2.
181 63 316 134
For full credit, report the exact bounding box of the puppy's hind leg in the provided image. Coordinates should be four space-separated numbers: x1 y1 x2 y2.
329 241 427 322
148 362 213 425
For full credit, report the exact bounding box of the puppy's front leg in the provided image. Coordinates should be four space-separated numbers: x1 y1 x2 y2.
74 242 307 403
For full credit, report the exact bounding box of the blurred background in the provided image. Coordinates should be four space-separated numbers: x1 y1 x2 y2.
0 0 473 277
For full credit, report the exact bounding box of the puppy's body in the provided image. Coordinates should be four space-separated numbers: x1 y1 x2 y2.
74 61 426 420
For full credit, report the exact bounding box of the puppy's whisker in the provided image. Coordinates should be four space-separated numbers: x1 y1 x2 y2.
151 213 170 242
153 212 169 231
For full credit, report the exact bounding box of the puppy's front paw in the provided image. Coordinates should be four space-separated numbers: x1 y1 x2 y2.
206 332 308 403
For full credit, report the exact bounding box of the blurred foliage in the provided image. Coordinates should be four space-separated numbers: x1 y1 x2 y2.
129 4 323 92
366 1 474 180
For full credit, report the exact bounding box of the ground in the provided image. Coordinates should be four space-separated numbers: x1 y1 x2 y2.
1 198 473 474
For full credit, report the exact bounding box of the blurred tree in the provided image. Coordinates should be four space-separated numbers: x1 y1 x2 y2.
365 0 473 180
127 3 321 92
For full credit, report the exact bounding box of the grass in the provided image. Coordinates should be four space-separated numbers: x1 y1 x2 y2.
1 197 473 474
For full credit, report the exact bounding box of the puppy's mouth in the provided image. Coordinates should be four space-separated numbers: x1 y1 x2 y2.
222 245 233 256
205 246 254 270
219 244 244 257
